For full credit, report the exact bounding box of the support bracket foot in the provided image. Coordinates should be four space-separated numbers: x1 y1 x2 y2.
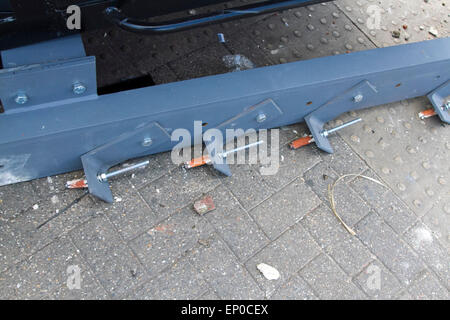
81 122 171 202
305 80 378 153
427 80 450 124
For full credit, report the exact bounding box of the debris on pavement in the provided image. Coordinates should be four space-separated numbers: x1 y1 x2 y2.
193 196 216 215
222 54 255 71
257 263 280 280
66 178 88 189
217 33 226 43
419 108 438 120
198 239 211 247
392 30 401 38
328 174 388 236
429 27 439 37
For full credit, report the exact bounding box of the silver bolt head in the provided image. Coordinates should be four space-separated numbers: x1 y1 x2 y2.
444 101 450 111
98 173 108 182
142 138 153 147
256 113 267 123
73 82 87 95
353 94 364 103
14 93 28 105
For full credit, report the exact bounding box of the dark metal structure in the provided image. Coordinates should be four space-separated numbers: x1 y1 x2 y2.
0 0 332 50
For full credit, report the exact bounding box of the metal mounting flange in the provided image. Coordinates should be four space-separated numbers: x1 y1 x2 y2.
304 80 378 153
427 80 450 124
203 98 283 176
81 122 171 202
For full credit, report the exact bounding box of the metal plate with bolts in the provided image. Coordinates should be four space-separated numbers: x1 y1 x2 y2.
204 98 284 176
81 121 171 203
428 80 450 124
305 80 378 153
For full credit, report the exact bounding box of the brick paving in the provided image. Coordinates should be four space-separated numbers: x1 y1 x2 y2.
0 125 448 299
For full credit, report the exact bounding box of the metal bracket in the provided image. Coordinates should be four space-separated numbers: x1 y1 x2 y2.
81 122 171 203
0 34 97 114
203 98 283 176
304 80 378 153
427 80 450 124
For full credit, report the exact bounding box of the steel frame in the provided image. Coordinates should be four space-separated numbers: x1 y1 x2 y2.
0 35 449 202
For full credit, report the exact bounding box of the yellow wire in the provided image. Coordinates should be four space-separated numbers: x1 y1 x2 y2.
328 174 388 236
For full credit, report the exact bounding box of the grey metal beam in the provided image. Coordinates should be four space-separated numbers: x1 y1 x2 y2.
0 36 449 201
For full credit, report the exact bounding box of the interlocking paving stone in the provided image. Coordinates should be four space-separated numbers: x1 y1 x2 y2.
422 203 450 251
129 208 214 278
139 166 221 219
222 31 274 69
202 185 269 261
339 98 450 244
404 222 450 288
127 152 179 190
245 223 321 296
220 164 275 210
355 213 426 286
188 235 264 300
323 235 373 277
0 237 107 299
98 179 158 241
0 181 40 220
70 216 147 298
300 205 374 276
304 162 339 202
1 191 97 272
372 190 418 235
129 258 209 300
304 162 371 227
407 271 449 300
336 0 450 48
0 223 21 273
248 178 320 240
320 135 368 176
246 2 375 65
48 275 109 300
196 290 221 300
270 274 318 300
301 205 349 248
350 171 418 234
354 260 403 300
348 169 388 206
168 43 233 81
256 136 322 191
328 181 372 228
147 64 180 85
351 171 420 236
299 253 366 300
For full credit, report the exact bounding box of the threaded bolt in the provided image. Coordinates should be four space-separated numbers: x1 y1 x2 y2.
14 93 28 105
256 113 267 123
73 82 87 95
353 94 364 103
142 138 153 147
